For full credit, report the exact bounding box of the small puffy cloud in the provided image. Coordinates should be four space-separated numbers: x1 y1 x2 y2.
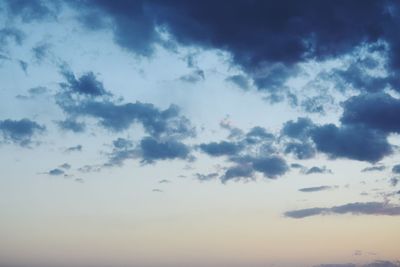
0 118 45 147
48 168 64 176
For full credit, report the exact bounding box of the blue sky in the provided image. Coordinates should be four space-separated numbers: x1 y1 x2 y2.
0 1 400 267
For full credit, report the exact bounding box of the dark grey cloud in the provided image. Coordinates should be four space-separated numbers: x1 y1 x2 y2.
362 165 386 172
392 164 400 174
304 166 332 175
65 144 82 152
107 136 192 165
65 0 400 97
57 68 195 138
0 119 45 147
57 119 86 133
194 172 219 182
281 117 315 141
341 93 400 134
140 136 190 163
225 74 250 90
221 164 254 183
245 126 274 144
199 141 243 157
285 202 400 219
284 142 315 160
158 179 170 184
3 0 60 22
311 124 392 163
48 168 64 176
18 59 28 74
60 67 108 96
298 185 334 193
251 156 289 179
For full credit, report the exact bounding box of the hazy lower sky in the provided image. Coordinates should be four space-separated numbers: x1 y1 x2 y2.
0 1 399 267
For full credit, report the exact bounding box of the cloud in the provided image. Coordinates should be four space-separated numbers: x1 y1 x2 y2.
251 156 289 178
158 179 170 184
140 136 191 163
392 164 400 174
16 86 48 100
304 166 332 175
363 261 400 267
390 177 399 187
0 27 25 49
225 74 250 90
18 60 28 74
199 141 243 157
0 119 45 147
59 163 71 169
65 144 82 152
298 186 335 192
57 68 195 138
48 168 64 176
68 0 399 95
284 142 316 160
341 93 400 134
194 172 219 182
281 117 315 141
311 124 392 163
60 67 109 96
285 202 400 219
57 119 86 133
362 165 386 172
3 0 60 22
315 261 400 267
179 69 205 83
221 164 254 183
32 42 50 62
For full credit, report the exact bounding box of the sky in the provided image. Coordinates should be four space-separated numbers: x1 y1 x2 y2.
0 1 400 267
